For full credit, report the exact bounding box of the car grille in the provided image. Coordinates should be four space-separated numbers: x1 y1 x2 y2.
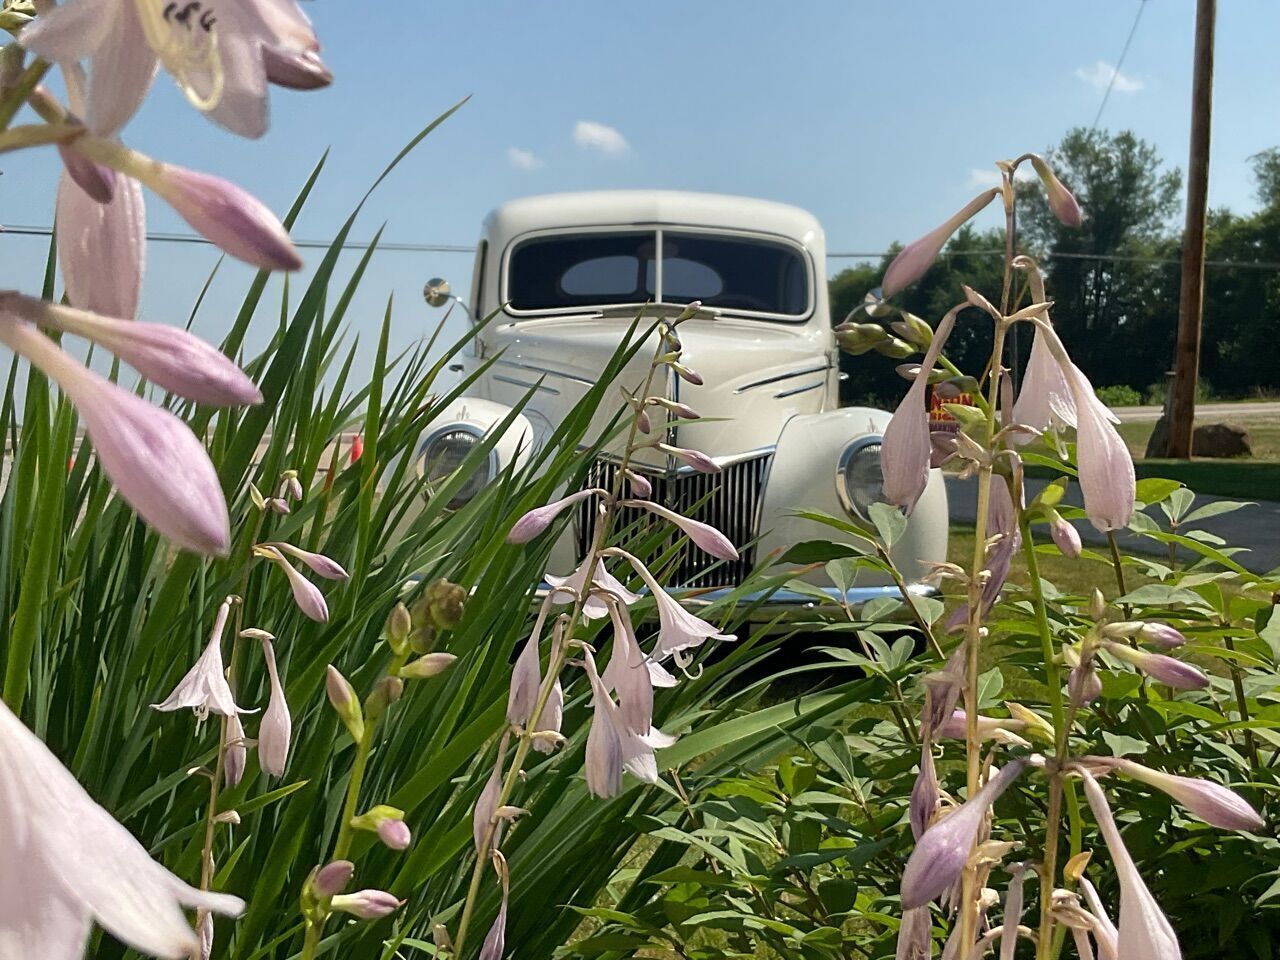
575 452 772 588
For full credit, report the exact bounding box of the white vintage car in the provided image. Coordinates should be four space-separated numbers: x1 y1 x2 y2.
419 191 947 612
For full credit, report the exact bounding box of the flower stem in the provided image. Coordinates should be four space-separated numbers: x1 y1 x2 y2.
0 57 51 132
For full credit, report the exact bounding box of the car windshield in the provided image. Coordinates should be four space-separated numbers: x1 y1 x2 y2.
505 229 810 318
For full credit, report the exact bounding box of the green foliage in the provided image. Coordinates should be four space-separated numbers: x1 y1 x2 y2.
1095 384 1143 407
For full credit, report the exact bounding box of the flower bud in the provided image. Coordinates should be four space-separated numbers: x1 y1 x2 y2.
871 336 916 359
1068 661 1102 707
507 490 599 544
1104 642 1209 690
834 321 888 355
376 818 412 851
674 300 703 322
263 46 334 90
1005 702 1055 744
1139 622 1186 649
386 602 412 654
891 312 934 348
1029 154 1083 228
364 676 404 723
330 890 403 920
425 578 467 630
312 860 354 898
1110 759 1263 832
670 361 703 385
1089 589 1107 622
1049 511 1082 559
657 444 720 474
265 542 349 581
325 665 365 740
224 714 247 788
1100 620 1145 641
636 408 652 434
399 652 457 679
625 468 652 499
882 189 999 297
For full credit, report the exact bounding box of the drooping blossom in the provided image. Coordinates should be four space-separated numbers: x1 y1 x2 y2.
900 760 1026 909
257 546 328 622
1138 623 1186 649
56 160 144 318
399 652 457 679
934 709 1027 742
1032 322 1134 532
895 906 932 960
257 637 290 777
623 498 739 561
881 304 961 513
545 557 640 621
507 488 605 543
999 864 1029 960
603 596 677 736
1050 511 1083 558
22 0 329 138
922 644 966 736
531 678 564 754
224 713 247 787
1010 257 1083 435
153 598 251 718
478 858 510 960
1028 154 1083 227
330 890 402 920
582 649 675 798
261 541 348 580
945 474 1020 631
909 732 938 840
615 550 736 660
882 190 999 297
656 443 720 474
0 314 230 554
1078 770 1182 960
0 696 244 957
1102 642 1208 690
9 293 261 406
198 909 214 960
624 468 653 499
1097 758 1262 832
506 607 547 727
473 733 509 856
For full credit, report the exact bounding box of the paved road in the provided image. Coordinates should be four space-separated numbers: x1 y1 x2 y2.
1111 401 1280 423
946 475 1280 574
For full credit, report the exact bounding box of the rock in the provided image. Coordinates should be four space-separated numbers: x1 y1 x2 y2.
1192 422 1253 458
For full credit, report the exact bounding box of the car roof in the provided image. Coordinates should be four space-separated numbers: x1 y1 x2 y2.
481 190 824 250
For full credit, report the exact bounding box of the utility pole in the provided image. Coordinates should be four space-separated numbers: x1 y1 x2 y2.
1165 0 1216 458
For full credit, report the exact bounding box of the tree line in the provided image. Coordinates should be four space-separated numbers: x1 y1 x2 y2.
833 128 1280 406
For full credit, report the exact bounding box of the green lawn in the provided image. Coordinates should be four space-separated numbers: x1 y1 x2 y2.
1108 415 1280 500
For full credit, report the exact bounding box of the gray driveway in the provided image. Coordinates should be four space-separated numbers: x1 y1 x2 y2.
946 475 1280 574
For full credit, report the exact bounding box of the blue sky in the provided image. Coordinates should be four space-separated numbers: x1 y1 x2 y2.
4 0 1280 379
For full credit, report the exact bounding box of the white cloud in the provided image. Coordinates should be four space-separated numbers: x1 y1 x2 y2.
507 147 543 170
966 166 1034 189
573 120 630 155
1075 60 1144 95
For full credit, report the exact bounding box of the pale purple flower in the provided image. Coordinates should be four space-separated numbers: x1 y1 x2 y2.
474 733 509 856
1012 324 1077 435
922 646 966 736
376 818 412 851
1000 865 1029 960
1079 875 1119 949
312 860 353 897
625 468 653 499
1050 512 1083 559
617 551 736 659
882 305 960 513
478 863 510 960
0 315 230 554
909 736 938 840
1104 643 1208 690
324 665 362 738
0 697 243 957
546 557 640 621
1139 623 1186 649
944 474 1020 632
153 599 251 718
330 890 402 920
262 46 332 89
531 678 564 755
882 190 999 297
258 546 328 622
398 652 457 679
59 143 117 204
507 488 604 543
257 637 290 777
583 650 674 797
1028 154 1083 227
603 599 656 735
261 541 348 580
657 443 720 474
55 162 144 318
901 760 1026 909
1069 660 1102 707
895 906 932 960
1079 770 1182 960
935 710 1026 742
224 713 247 787
507 631 543 727
16 294 261 406
22 0 327 138
1107 759 1262 832
1035 323 1134 531
624 499 739 561
198 908 214 960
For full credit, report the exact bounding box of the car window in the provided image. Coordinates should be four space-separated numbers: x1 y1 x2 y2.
506 229 810 318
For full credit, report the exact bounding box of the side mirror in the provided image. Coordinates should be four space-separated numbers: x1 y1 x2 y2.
423 277 452 308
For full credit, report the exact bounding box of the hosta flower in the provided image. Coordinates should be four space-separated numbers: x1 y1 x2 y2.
624 499 738 561
531 677 564 755
602 597 676 736
22 0 328 138
257 637 290 777
935 709 1026 742
900 760 1026 909
507 630 543 727
153 598 251 718
1000 864 1029 960
1079 770 1182 960
1103 642 1208 690
257 546 328 622
1138 623 1186 649
895 906 932 960
582 650 675 798
945 474 1020 631
0 314 230 554
546 557 640 621
616 551 735 660
478 860 510 960
1103 759 1262 832
10 293 261 406
909 735 938 840
881 304 961 513
882 189 999 297
311 860 353 898
330 890 402 920
376 818 412 851
1049 511 1083 558
260 541 348 580
1028 154 1083 227
56 163 144 318
0 698 244 958
224 713 248 787
473 733 509 855
507 488 605 543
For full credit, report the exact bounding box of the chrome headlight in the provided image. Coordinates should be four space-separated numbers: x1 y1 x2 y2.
418 426 494 508
836 437 885 520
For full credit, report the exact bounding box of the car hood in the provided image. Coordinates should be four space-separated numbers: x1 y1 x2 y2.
481 314 835 465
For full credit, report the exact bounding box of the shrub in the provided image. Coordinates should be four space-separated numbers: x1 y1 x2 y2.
1096 383 1144 407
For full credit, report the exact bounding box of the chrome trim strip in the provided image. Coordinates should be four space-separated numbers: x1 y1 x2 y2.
735 364 831 394
493 357 596 387
774 381 824 400
492 374 559 395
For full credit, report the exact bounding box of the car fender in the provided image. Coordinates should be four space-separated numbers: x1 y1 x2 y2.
757 407 948 585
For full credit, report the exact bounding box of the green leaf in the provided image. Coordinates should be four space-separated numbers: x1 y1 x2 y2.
868 502 907 548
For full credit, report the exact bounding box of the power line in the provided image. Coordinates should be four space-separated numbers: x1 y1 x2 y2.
1 224 474 254
1092 0 1149 130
